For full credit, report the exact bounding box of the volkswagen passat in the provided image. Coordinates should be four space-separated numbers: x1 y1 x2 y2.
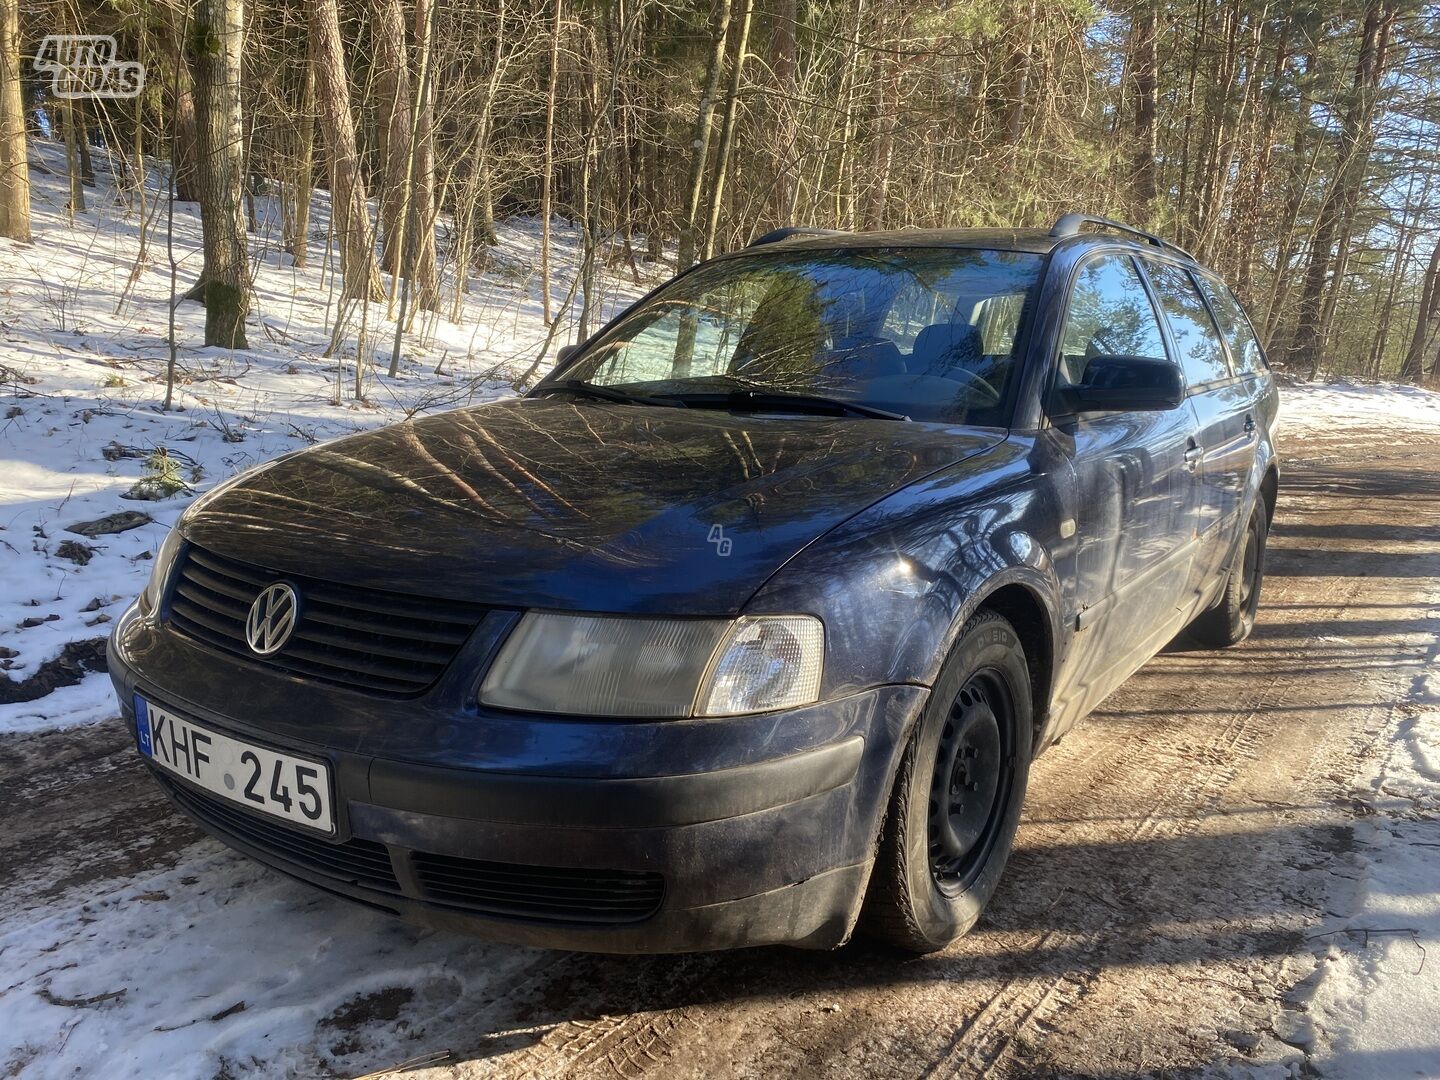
110 216 1278 953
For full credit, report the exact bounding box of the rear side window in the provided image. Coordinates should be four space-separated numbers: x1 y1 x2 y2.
1144 261 1232 386
1056 254 1169 389
1197 276 1266 375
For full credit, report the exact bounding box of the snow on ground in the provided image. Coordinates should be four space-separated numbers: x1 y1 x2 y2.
1277 377 1440 441
1 845 547 1078
1303 617 1440 1079
0 140 648 734
1278 381 1440 1079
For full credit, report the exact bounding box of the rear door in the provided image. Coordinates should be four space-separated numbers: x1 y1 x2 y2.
1140 259 1255 603
1195 272 1277 432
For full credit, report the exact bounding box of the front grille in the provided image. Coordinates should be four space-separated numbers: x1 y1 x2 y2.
413 851 665 924
167 545 486 696
169 782 402 894
165 777 665 925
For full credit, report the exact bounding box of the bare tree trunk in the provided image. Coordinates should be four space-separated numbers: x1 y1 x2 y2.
284 62 315 267
1290 1 1394 376
75 100 94 185
863 5 899 230
171 65 201 202
63 99 85 214
388 0 439 375
310 0 383 302
770 0 796 225
677 0 731 270
576 30 601 339
1130 0 1158 210
190 0 251 348
0 0 29 242
701 0 753 260
408 0 440 311
540 0 562 321
1401 242 1440 382
372 0 413 277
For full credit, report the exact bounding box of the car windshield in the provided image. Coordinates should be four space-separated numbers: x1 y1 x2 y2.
542 248 1045 426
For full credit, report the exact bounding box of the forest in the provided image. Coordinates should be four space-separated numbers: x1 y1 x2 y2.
0 0 1437 385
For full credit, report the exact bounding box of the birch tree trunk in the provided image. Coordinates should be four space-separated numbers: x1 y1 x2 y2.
0 0 29 242
701 0 753 260
408 0 441 311
310 0 383 303
190 0 251 348
676 0 731 270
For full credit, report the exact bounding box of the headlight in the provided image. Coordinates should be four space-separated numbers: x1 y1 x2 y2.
140 527 184 613
480 612 824 718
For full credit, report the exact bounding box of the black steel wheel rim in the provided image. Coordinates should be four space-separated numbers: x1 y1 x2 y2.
1238 517 1260 608
927 668 1015 892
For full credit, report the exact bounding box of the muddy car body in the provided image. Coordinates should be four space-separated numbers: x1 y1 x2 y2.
110 216 1278 953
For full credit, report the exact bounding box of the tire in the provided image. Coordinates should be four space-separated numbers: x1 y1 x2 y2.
1190 503 1268 648
862 609 1034 953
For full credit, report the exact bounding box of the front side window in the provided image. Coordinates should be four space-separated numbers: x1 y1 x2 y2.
548 248 1045 426
1055 254 1169 391
1144 261 1233 386
1197 275 1266 375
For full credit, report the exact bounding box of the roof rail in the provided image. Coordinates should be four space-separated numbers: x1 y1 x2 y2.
1049 213 1195 260
747 227 852 248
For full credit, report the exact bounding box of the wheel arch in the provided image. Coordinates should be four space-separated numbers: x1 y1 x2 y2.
968 578 1056 755
1260 464 1279 525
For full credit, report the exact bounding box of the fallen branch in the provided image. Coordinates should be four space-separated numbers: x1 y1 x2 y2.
38 986 127 1008
1306 926 1427 975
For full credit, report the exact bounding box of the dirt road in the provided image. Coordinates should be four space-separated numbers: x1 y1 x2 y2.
2 420 1437 1079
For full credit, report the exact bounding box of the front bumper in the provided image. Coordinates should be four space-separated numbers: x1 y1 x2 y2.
110 606 928 952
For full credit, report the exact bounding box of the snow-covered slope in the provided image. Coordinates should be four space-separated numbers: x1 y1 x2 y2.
0 141 647 734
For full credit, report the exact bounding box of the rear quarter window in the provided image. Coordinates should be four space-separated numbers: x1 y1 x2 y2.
1144 260 1232 386
1197 275 1267 375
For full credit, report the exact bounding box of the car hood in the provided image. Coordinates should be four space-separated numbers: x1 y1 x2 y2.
181 397 1003 613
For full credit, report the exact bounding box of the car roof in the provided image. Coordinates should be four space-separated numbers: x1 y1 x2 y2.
724 228 1061 256
723 221 1204 267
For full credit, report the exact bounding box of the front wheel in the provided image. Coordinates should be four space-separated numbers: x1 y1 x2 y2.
862 610 1033 953
1190 503 1268 647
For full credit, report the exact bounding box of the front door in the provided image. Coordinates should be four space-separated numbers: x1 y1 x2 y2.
1045 253 1201 729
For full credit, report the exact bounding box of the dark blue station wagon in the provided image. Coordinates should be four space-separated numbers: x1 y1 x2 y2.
110 215 1278 953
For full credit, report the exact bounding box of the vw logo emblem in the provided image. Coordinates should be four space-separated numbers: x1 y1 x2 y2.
245 582 299 655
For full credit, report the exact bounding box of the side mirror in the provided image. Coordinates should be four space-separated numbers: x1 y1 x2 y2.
556 343 579 367
1060 355 1184 413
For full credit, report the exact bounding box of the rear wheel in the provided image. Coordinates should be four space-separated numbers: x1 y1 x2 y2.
863 610 1033 953
1190 504 1268 647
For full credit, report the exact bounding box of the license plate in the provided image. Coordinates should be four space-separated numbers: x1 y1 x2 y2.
136 696 335 833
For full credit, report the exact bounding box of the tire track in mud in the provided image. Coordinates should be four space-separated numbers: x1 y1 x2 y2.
914 576 1370 1080
959 447 1440 1079
0 719 198 923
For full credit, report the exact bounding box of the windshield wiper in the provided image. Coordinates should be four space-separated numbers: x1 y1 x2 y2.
529 379 677 408
668 389 910 422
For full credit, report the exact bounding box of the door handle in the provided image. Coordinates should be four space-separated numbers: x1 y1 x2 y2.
1243 413 1256 436
1183 441 1203 471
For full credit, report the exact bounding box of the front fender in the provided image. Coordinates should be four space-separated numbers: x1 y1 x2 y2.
746 438 1065 700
